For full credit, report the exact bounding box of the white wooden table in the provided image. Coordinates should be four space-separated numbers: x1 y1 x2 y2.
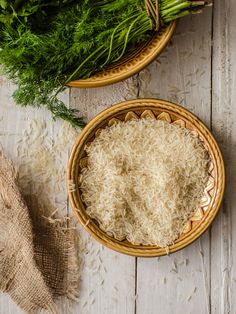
0 0 235 313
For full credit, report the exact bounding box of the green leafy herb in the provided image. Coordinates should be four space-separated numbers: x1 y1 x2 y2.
0 0 209 128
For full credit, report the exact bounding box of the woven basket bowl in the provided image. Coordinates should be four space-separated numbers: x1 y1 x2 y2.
67 99 225 257
67 22 176 88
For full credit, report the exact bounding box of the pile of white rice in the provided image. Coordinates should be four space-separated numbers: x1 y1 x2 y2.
79 118 210 247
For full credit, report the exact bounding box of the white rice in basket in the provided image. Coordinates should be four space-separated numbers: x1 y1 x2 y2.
79 118 210 247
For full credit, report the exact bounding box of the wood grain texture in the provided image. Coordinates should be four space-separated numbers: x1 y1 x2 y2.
0 0 235 312
69 79 138 314
0 78 71 313
211 0 236 313
136 9 213 314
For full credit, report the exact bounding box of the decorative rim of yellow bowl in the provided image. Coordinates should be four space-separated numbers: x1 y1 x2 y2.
67 99 225 257
67 22 177 88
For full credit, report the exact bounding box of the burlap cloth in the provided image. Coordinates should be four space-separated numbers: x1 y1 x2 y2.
0 152 79 313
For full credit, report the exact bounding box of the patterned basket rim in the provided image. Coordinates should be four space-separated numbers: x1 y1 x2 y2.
67 99 225 257
67 22 177 88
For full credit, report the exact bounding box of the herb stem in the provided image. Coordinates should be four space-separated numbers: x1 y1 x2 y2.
0 0 209 128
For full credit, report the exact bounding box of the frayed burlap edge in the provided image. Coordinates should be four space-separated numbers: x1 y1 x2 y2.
0 152 80 314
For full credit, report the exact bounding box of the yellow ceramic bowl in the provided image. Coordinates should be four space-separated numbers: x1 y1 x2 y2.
67 22 176 88
67 99 225 257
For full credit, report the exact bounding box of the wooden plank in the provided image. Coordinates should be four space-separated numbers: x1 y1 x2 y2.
0 77 29 314
136 9 213 314
69 77 138 122
2 1 235 313
211 0 236 313
0 76 138 314
0 77 39 314
0 77 71 313
69 78 138 314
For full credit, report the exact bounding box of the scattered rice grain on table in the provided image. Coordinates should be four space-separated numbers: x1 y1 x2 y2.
80 118 210 247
